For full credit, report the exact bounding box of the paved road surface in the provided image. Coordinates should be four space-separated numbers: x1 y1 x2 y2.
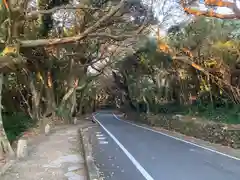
90 112 240 180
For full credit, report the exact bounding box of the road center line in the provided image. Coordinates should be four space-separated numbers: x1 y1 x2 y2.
112 114 240 161
93 115 154 180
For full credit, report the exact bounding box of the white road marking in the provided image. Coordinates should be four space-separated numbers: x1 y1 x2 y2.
93 115 154 180
96 134 104 137
99 141 109 144
112 114 240 161
98 137 106 140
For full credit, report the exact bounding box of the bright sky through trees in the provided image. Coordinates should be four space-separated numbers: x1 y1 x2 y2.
27 0 240 38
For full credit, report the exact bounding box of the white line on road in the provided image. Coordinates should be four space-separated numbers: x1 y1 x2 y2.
96 134 104 137
93 115 154 180
113 114 240 161
97 137 106 140
99 141 109 144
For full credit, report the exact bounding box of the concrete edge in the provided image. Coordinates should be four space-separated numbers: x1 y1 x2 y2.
0 159 16 177
78 126 100 180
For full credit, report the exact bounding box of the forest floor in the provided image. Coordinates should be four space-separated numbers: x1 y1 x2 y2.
0 122 87 180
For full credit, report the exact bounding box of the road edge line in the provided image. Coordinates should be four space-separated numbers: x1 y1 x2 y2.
93 115 154 180
112 113 240 161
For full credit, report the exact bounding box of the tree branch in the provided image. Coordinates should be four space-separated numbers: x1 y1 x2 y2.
0 56 25 72
19 0 126 47
88 26 145 41
25 4 103 20
173 56 240 94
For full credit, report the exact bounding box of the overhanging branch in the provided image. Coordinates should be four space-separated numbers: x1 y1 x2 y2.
26 4 103 20
20 0 127 47
173 56 240 94
0 55 25 72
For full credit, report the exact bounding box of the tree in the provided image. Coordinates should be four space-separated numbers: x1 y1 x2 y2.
0 74 14 160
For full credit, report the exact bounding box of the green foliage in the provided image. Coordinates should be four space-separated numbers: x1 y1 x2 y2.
3 112 35 143
167 17 239 52
150 102 240 124
55 106 71 122
188 105 240 124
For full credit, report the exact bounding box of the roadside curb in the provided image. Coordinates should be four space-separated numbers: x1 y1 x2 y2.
0 159 15 177
79 125 100 180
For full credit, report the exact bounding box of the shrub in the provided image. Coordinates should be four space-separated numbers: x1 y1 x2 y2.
2 112 35 143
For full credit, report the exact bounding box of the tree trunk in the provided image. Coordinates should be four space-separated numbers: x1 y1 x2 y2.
78 91 84 115
143 96 150 114
29 76 41 121
70 89 77 116
67 76 76 123
59 74 78 123
64 58 78 123
92 97 96 112
0 74 14 159
44 85 56 117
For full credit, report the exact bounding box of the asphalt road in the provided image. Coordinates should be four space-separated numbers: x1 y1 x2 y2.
90 112 240 180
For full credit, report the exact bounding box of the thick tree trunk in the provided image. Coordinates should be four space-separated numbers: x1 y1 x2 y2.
0 74 14 159
44 70 57 117
92 97 96 112
59 75 78 123
143 96 150 114
70 89 77 116
44 86 56 117
29 76 41 121
66 75 76 123
78 88 86 115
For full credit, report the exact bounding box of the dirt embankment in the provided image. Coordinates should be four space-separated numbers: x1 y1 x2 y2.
124 112 240 149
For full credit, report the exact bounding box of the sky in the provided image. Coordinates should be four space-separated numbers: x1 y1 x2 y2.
146 0 240 37
198 0 240 14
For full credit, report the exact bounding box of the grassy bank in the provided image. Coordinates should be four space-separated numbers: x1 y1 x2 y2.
123 104 240 148
155 103 240 124
3 112 36 143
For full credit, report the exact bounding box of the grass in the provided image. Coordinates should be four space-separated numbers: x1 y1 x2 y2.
3 112 36 143
189 106 240 124
153 103 240 124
